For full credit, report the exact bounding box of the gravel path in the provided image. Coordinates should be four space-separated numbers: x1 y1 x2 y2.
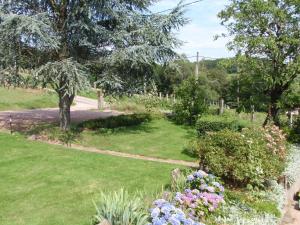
281 145 300 225
0 96 121 130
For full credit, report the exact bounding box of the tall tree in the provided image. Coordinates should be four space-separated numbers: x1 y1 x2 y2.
219 0 300 125
0 0 187 130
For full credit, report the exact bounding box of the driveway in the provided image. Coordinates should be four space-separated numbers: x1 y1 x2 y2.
0 96 120 130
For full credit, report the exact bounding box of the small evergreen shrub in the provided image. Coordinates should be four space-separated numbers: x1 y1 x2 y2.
172 77 209 125
196 115 249 135
78 113 151 130
197 127 286 188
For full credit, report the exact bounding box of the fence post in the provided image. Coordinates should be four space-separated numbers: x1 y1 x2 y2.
219 98 224 115
159 92 162 100
289 111 293 128
166 93 169 101
97 89 105 110
251 105 255 122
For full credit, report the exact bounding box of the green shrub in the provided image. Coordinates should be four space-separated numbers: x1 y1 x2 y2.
225 190 281 218
172 77 209 125
198 128 285 188
78 113 151 130
93 189 148 225
196 115 250 135
107 95 173 114
285 117 300 143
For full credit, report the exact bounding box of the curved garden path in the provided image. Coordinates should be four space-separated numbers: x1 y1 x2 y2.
39 140 199 167
0 96 120 130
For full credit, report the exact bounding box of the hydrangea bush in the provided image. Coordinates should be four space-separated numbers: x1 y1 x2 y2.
148 170 224 225
175 189 224 220
149 199 204 225
186 170 225 195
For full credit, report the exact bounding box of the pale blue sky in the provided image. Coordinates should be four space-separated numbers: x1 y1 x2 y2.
150 0 234 60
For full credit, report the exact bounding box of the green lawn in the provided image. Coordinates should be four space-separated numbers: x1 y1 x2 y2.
0 87 57 111
0 132 180 225
78 118 197 161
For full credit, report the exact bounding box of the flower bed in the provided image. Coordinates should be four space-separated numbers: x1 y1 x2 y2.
149 170 225 225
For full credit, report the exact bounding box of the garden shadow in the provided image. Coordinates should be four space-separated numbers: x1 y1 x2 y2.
78 113 155 135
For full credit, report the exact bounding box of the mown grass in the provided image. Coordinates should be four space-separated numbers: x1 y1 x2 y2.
0 87 57 111
78 118 197 162
0 132 182 225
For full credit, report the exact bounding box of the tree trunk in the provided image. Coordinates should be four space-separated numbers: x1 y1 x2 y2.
59 93 74 130
263 90 281 127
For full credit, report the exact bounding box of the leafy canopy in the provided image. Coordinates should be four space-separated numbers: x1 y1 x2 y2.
218 0 300 123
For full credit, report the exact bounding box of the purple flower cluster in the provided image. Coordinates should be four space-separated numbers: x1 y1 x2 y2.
175 189 224 219
149 199 204 225
173 170 225 220
187 170 224 195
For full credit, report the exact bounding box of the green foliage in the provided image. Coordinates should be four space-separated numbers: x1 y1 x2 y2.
1 0 188 129
198 128 285 188
170 169 192 193
35 59 90 96
153 58 229 98
280 77 300 110
0 11 59 72
219 0 300 124
78 114 152 130
250 201 281 218
93 189 148 225
225 189 281 219
224 72 269 112
284 117 300 143
105 95 173 114
196 115 250 135
172 77 209 125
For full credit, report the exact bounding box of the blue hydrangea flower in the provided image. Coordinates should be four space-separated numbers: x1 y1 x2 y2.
187 175 194 181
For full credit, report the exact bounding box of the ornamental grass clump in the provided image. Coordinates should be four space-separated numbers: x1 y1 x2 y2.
94 189 148 225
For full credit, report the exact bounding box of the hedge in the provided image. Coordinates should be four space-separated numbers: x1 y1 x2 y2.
78 113 152 130
196 115 250 135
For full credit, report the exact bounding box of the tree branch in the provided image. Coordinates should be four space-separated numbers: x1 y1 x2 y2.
47 0 58 13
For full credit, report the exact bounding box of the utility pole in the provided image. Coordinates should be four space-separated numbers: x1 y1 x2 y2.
236 51 241 109
237 78 240 107
195 52 199 79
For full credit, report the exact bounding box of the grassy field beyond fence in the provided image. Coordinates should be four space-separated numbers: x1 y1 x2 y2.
0 87 57 111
